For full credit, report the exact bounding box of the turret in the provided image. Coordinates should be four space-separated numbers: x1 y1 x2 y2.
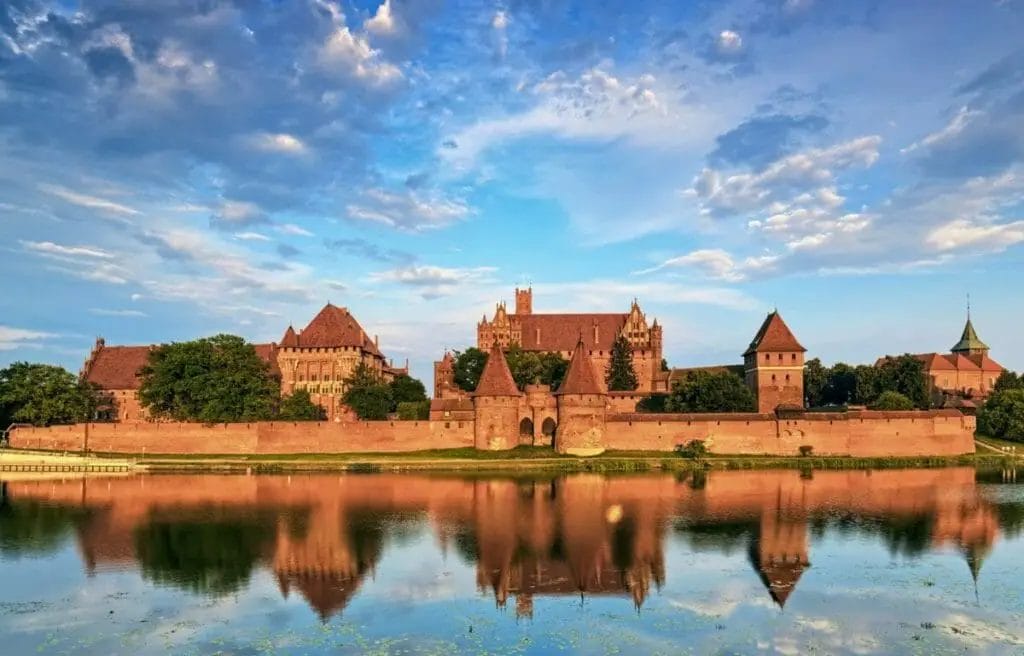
515 287 533 315
555 337 608 456
472 342 522 450
743 311 806 413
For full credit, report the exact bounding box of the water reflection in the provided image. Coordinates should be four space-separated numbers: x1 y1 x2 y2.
0 468 1017 622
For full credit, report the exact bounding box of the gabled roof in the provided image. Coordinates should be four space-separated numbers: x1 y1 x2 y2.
951 318 989 353
83 345 151 390
968 353 1005 372
288 304 381 355
908 353 957 372
744 311 805 356
473 342 521 396
947 353 981 371
511 313 629 352
280 325 299 348
252 343 281 377
556 338 607 395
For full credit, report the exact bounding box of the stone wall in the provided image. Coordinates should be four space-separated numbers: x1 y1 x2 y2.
8 409 974 457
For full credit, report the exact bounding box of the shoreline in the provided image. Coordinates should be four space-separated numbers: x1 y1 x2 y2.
1 446 1013 475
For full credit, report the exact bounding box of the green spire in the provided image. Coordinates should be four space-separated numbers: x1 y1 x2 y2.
951 318 989 354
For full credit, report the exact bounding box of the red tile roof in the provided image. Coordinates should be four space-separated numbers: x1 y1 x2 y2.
515 313 628 352
285 304 381 355
744 311 805 356
909 353 956 371
83 345 151 390
556 339 607 395
473 342 520 396
946 353 980 371
252 343 281 377
968 353 1005 372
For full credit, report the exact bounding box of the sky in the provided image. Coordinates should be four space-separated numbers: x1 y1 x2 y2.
1 0 1023 385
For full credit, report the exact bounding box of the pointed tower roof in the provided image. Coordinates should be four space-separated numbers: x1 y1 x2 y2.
294 303 381 354
280 325 299 347
744 311 806 356
951 317 989 354
473 342 520 396
556 338 607 395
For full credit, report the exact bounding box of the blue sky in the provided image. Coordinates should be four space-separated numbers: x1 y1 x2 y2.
2 0 1023 383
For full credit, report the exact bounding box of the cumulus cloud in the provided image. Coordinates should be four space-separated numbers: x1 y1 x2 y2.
926 218 1024 253
346 187 471 231
365 0 398 35
249 132 309 155
717 30 743 54
317 22 402 84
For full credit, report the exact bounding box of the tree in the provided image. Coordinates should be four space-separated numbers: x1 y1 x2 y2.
505 345 543 389
804 358 828 407
853 364 880 405
396 401 430 420
452 347 488 392
977 389 1024 442
605 334 639 391
138 335 278 423
994 371 1023 392
389 374 428 405
342 362 393 420
665 370 755 413
869 391 915 411
538 352 569 389
875 355 929 409
824 362 857 405
278 389 326 421
0 362 98 426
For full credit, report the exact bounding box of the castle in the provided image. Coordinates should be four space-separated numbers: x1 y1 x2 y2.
81 303 407 422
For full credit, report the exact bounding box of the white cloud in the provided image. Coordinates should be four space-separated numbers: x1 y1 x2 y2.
38 184 140 217
211 200 267 228
926 218 1024 252
365 0 397 35
249 132 308 155
234 231 271 242
492 10 509 59
275 223 314 237
0 326 57 351
635 249 779 282
441 68 700 168
88 308 149 318
901 106 982 155
318 23 402 84
717 30 743 53
20 240 114 259
347 187 471 231
369 265 497 299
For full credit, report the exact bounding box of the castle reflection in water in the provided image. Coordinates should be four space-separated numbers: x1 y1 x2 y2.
0 468 1014 621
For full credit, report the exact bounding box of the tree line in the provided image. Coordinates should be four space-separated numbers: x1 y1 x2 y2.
1 334 430 427
978 371 1024 442
803 355 930 410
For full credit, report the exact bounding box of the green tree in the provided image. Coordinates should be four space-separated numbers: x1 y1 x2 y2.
875 355 929 409
869 390 915 411
824 362 857 405
0 362 98 427
977 389 1024 442
637 394 669 413
665 370 755 413
389 374 428 405
342 362 393 420
506 345 543 389
538 352 569 389
804 358 828 407
453 347 488 392
605 335 639 391
853 365 880 405
994 371 1023 392
278 389 326 421
396 401 430 420
138 335 278 423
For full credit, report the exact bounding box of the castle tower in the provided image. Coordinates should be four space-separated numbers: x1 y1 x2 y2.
472 342 523 451
555 337 608 456
433 351 456 398
515 287 533 315
951 316 990 357
743 311 806 413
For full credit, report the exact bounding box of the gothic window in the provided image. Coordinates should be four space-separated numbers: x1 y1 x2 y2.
311 374 317 381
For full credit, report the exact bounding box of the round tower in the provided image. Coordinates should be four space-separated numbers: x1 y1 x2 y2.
555 338 608 456
472 342 523 451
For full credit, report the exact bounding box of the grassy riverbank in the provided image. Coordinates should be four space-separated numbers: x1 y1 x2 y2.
9 445 1002 474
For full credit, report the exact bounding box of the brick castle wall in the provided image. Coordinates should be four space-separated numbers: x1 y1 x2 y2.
9 410 973 457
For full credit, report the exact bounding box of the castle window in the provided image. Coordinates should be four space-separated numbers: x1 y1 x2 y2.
765 354 770 362
785 374 790 382
311 374 317 381
771 374 777 382
791 353 797 362
298 375 305 382
777 353 783 362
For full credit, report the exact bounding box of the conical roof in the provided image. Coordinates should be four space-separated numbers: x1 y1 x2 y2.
744 311 805 356
473 342 520 396
556 338 607 395
280 325 299 347
951 318 989 353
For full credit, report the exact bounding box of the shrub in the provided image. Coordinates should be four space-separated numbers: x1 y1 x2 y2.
869 390 915 411
978 389 1024 442
675 439 708 459
798 444 814 457
636 394 668 413
396 400 430 421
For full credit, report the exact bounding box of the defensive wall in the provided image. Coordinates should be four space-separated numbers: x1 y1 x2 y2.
7 409 974 457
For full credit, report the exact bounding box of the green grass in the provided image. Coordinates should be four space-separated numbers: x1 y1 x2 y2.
975 434 1024 452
